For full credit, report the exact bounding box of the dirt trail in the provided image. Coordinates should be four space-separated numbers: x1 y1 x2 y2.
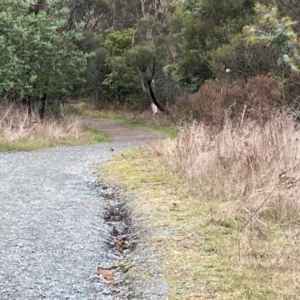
82 118 162 144
0 118 166 300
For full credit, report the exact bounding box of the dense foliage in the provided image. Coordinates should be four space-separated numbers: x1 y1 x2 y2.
0 0 89 117
2 0 300 116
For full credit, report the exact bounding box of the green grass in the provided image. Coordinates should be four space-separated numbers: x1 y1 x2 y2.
118 119 177 139
88 128 111 143
0 140 49 152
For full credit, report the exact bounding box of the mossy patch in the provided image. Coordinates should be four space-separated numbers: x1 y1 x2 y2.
88 128 111 143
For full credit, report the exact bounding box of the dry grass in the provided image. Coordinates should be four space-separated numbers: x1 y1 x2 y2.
152 116 300 295
0 104 107 151
156 118 300 222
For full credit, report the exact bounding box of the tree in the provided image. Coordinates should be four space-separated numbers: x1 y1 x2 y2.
80 0 178 110
127 45 167 111
0 0 90 118
167 0 255 92
244 3 300 73
99 28 140 104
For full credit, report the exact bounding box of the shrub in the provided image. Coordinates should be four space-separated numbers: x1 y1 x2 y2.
189 76 283 127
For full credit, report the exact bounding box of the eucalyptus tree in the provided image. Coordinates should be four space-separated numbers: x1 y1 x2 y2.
166 0 256 91
0 0 90 118
80 0 178 110
244 3 300 73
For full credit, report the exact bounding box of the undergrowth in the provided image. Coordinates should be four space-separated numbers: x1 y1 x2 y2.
152 116 300 298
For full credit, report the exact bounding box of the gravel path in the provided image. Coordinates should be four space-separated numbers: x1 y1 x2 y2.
0 119 164 300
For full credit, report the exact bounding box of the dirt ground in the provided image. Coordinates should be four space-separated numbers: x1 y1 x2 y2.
82 118 163 145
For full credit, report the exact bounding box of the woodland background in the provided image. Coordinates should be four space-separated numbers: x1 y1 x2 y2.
2 0 300 124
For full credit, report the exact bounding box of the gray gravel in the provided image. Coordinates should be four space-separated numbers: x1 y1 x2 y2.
0 121 166 300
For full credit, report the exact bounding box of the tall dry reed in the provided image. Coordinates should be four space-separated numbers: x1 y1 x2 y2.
0 104 83 142
158 118 300 220
154 117 300 272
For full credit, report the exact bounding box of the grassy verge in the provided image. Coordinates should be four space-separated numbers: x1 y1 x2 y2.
0 127 110 153
0 139 49 152
67 101 178 139
0 104 110 153
0 129 109 153
101 128 299 299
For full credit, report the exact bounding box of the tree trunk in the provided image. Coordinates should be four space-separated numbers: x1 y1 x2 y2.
59 100 65 118
146 79 177 124
140 0 146 18
39 93 47 120
22 97 32 117
146 79 166 113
